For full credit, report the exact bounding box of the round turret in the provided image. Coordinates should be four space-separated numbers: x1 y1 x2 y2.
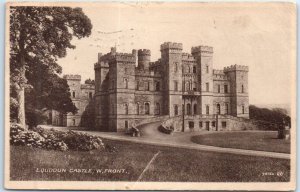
138 49 151 70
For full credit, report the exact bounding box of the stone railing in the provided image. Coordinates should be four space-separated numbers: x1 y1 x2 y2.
135 115 170 128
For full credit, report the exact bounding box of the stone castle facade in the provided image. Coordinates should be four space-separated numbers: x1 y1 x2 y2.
94 42 249 132
49 75 95 127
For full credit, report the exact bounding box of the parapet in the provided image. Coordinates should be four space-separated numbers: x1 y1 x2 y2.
213 69 225 75
114 52 136 63
160 42 183 51
182 53 196 62
191 46 213 54
63 74 81 81
138 49 151 56
224 64 249 72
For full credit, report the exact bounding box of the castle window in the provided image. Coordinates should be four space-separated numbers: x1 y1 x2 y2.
241 85 244 93
199 121 203 128
217 104 221 115
146 81 150 91
206 66 209 73
174 81 178 91
206 83 209 92
218 85 220 93
224 85 228 93
189 121 194 129
89 92 93 99
222 121 227 128
194 104 197 115
136 103 140 115
72 91 75 98
242 105 245 114
155 82 160 91
193 66 196 73
206 105 210 115
174 105 179 115
188 66 191 73
145 103 150 115
187 104 191 115
124 78 128 89
225 103 229 114
124 103 129 115
125 121 128 129
136 81 139 90
193 82 197 91
72 119 76 126
186 82 190 91
155 103 160 115
174 62 178 72
212 121 216 127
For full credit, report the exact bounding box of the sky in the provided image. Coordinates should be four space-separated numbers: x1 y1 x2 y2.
57 2 296 106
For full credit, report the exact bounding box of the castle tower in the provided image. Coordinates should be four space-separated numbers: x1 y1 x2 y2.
137 49 151 70
160 42 183 116
224 64 249 118
191 46 214 115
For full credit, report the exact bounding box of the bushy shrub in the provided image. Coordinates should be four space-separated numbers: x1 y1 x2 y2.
10 123 105 152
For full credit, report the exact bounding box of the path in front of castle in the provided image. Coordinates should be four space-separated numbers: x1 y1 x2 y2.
41 122 290 160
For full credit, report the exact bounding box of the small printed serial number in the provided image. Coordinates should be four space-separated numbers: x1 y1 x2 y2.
261 171 283 177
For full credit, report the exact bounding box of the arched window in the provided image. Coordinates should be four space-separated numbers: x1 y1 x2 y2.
218 85 220 93
155 103 160 115
206 105 210 115
174 105 178 115
72 91 76 98
124 78 128 89
145 103 150 115
194 104 197 115
241 85 244 93
217 104 221 115
187 104 191 115
136 103 140 115
225 103 229 114
242 105 245 114
193 66 196 73
124 103 128 115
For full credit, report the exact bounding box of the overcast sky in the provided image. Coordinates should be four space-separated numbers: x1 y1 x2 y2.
57 2 296 106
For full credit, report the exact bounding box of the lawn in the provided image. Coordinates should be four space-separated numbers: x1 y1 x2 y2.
191 131 290 153
10 139 290 182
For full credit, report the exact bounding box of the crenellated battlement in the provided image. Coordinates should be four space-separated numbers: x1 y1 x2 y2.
213 69 225 75
114 52 136 63
63 74 81 80
191 46 213 54
138 49 151 55
182 53 196 61
224 64 249 72
160 42 183 51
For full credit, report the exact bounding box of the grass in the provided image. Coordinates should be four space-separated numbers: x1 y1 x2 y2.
191 131 290 153
10 139 290 182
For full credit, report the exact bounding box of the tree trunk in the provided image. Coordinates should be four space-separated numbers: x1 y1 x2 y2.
16 58 26 129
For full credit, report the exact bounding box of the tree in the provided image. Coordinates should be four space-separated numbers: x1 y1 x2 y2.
10 6 92 128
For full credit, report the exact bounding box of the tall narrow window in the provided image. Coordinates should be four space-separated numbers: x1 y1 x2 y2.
206 105 210 115
174 81 178 91
72 91 75 98
146 81 150 91
155 103 160 115
217 104 221 114
193 82 197 91
125 121 128 129
136 103 139 115
224 85 228 93
124 103 128 115
73 119 76 126
206 83 209 92
186 82 190 91
124 78 128 89
174 105 178 115
89 92 93 99
145 103 150 115
188 66 191 73
241 85 244 93
206 66 209 73
193 66 196 73
187 104 191 115
155 82 160 91
242 105 245 114
218 85 220 93
225 103 229 114
194 104 197 115
174 62 178 72
136 81 139 90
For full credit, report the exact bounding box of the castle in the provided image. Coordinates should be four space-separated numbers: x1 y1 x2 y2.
92 42 249 132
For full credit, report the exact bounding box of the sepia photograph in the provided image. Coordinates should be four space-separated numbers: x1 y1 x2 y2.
5 2 296 190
